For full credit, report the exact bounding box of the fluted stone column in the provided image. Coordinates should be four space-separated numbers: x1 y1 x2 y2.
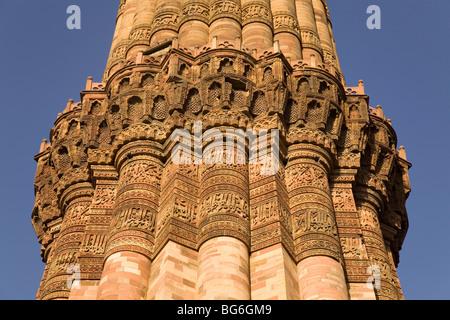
354 186 400 300
150 0 181 46
146 150 200 300
197 236 250 299
241 0 273 53
209 0 243 43
271 0 302 61
311 0 336 68
327 20 342 74
97 141 163 300
126 0 157 59
196 131 251 299
68 166 119 300
246 128 299 300
286 143 348 300
179 0 210 49
385 243 404 298
39 182 94 300
31 0 412 302
295 0 323 65
117 0 138 47
105 0 138 80
104 0 126 78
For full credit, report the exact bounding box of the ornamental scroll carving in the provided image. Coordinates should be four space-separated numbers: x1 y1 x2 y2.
293 209 338 237
200 192 249 220
48 251 78 276
92 187 117 207
273 13 300 34
152 12 180 32
174 198 197 223
157 197 198 234
111 207 156 233
130 27 152 41
340 237 367 259
111 45 127 59
286 164 328 191
210 0 241 20
181 3 210 21
242 3 271 25
331 189 356 211
359 207 380 230
300 30 321 46
251 198 291 232
81 233 107 254
119 162 161 188
63 203 89 226
369 256 396 287
323 50 337 67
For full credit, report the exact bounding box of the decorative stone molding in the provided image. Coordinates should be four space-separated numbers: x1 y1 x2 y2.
242 2 272 27
32 0 411 300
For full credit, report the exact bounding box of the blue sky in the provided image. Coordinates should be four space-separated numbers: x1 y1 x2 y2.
0 0 448 300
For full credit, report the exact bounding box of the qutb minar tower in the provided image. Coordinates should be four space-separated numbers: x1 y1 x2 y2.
32 0 411 300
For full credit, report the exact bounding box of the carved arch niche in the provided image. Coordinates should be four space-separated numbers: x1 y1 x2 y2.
226 78 249 109
284 98 300 124
108 103 123 131
119 77 131 93
98 120 111 146
218 58 234 73
318 80 331 97
250 91 268 116
140 73 154 88
305 99 323 125
262 66 274 84
54 145 71 176
296 77 311 96
127 96 144 121
66 119 79 136
200 62 210 78
152 95 168 120
184 88 202 114
178 62 190 78
325 107 341 137
89 100 103 116
207 81 223 108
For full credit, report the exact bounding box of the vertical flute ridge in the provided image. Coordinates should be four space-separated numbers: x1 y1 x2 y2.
32 0 411 300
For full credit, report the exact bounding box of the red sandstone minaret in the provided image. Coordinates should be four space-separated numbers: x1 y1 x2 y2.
32 0 411 300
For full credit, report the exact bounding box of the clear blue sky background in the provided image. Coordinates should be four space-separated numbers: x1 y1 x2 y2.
0 0 448 300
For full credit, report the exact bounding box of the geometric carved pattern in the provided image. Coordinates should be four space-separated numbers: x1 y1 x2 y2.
128 96 143 121
185 89 202 114
208 82 222 107
200 192 249 220
293 209 338 237
111 206 156 233
32 1 410 301
305 100 322 124
153 96 168 120
284 99 299 124
250 91 267 116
